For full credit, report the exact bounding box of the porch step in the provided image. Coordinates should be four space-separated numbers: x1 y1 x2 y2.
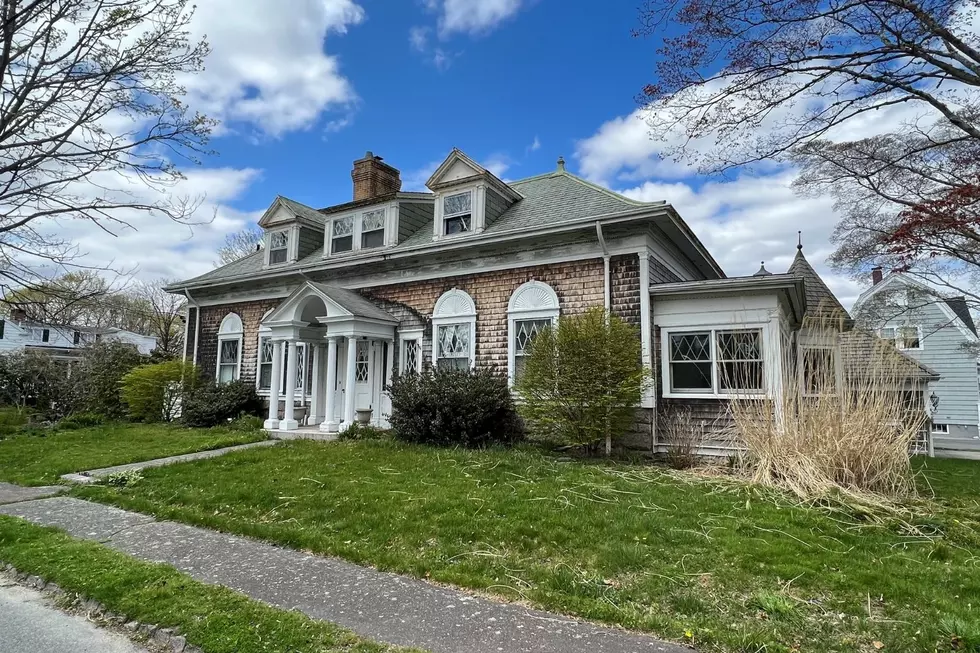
268 427 337 442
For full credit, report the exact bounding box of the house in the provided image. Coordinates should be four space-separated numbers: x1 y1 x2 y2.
166 149 933 453
0 309 158 357
852 271 980 458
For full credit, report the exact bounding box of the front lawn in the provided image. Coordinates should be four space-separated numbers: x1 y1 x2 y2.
0 516 409 653
0 421 266 486
75 440 980 653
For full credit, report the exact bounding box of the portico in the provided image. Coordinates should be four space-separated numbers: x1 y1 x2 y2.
260 281 397 433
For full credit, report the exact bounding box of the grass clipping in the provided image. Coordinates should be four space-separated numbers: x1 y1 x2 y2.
730 316 927 505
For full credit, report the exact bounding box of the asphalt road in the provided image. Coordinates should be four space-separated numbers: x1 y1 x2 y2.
0 580 149 653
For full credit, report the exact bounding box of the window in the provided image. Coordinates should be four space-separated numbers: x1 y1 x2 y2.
0 319 4 339
269 230 289 265
355 341 370 382
258 337 275 390
801 347 837 396
399 329 423 375
931 423 949 434
507 281 560 385
256 337 308 393
880 325 922 350
432 289 476 370
360 209 385 249
666 328 764 396
331 216 354 254
216 313 243 383
443 192 472 235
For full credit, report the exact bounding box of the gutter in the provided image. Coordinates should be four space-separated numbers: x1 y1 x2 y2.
183 289 199 365
595 222 611 311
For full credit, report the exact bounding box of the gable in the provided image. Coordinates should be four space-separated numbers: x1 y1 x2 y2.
263 205 294 227
853 274 979 343
442 158 482 184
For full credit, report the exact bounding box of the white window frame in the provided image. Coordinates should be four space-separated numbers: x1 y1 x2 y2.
441 190 473 237
931 422 949 434
798 345 840 398
432 289 476 370
661 326 767 399
256 333 310 396
879 325 923 351
216 313 244 383
360 208 386 250
267 229 289 265
507 281 560 387
330 215 355 255
398 328 424 375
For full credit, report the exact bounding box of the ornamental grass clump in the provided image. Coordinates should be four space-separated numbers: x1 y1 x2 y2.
731 316 926 504
515 307 650 455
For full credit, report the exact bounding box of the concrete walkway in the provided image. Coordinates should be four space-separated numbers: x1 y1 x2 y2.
0 497 688 653
0 575 150 653
60 441 279 484
0 483 63 505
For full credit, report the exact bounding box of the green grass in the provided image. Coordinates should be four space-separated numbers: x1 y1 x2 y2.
0 421 266 486
72 439 980 652
0 516 409 653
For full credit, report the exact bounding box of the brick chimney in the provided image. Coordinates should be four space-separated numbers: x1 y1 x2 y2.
351 151 401 201
872 266 883 285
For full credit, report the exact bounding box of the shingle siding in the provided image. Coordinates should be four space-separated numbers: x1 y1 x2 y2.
196 300 281 384
297 225 323 261
649 256 682 285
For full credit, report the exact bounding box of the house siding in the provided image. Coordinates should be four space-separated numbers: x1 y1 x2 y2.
195 299 281 384
649 255 682 285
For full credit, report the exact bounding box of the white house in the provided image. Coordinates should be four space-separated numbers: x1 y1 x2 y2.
0 311 157 358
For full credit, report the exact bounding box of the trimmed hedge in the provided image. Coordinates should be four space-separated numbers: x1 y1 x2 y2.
181 380 263 428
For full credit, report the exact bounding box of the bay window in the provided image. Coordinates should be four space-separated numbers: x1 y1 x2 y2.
443 191 472 235
331 216 354 254
666 328 764 396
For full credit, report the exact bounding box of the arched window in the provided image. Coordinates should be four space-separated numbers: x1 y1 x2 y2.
432 289 476 370
217 313 243 383
507 281 559 385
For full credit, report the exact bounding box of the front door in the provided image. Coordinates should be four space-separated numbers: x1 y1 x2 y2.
353 340 373 414
331 338 389 427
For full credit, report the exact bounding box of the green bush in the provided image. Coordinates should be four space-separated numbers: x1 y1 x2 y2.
0 351 70 418
387 368 523 448
337 423 390 442
120 360 198 423
71 342 147 419
56 413 104 430
515 307 650 453
181 380 263 428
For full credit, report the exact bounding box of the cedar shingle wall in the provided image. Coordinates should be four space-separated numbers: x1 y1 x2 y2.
197 299 282 383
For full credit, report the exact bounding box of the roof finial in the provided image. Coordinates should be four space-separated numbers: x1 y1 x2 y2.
753 261 773 277
557 156 566 172
797 230 803 252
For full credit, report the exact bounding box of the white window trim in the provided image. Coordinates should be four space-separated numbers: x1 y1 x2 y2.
432 289 477 370
266 228 290 266
329 215 356 256
255 333 312 397
326 205 394 258
216 313 244 383
432 184 486 241
398 328 424 375
507 281 560 387
879 324 923 351
798 344 842 398
931 422 949 434
661 325 767 400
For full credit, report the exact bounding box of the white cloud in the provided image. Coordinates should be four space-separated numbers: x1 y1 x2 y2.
428 0 525 36
183 0 365 137
575 109 689 184
409 26 429 51
482 154 511 179
526 135 541 153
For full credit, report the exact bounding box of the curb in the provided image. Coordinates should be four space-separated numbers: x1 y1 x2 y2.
1 562 201 653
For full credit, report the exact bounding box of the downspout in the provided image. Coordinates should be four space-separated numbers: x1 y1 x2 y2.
595 222 611 312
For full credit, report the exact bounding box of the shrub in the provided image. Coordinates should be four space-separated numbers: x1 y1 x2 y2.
388 368 523 448
658 405 706 469
515 307 650 454
0 350 71 418
120 360 198 422
56 413 105 430
71 342 147 419
337 423 389 442
181 380 263 428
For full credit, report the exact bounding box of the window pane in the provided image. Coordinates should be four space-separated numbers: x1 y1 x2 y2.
671 362 712 390
219 364 236 383
802 348 835 395
271 231 288 249
899 326 920 349
717 330 761 361
444 192 471 215
718 361 763 391
260 339 274 363
355 341 370 383
269 248 287 264
332 216 354 237
295 344 306 389
219 340 239 364
402 339 420 374
259 364 272 390
437 357 470 371
670 333 710 362
361 229 385 249
361 209 385 232
332 235 353 253
444 215 471 235
514 319 551 355
514 356 528 382
438 324 470 358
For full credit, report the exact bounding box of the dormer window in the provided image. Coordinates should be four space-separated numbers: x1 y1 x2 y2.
269 230 289 265
360 209 385 249
331 216 354 254
443 191 472 235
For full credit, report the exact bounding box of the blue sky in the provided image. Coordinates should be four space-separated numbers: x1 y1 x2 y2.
63 0 900 307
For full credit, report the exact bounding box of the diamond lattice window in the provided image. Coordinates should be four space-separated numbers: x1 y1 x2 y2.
402 339 420 374
669 332 711 391
361 210 385 249
513 319 551 382
218 339 240 383
269 230 289 264
436 324 471 370
355 341 370 383
332 216 354 254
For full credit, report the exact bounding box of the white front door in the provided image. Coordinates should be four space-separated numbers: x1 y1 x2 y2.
353 340 374 414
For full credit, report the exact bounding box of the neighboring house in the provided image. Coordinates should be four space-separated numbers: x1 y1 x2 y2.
852 271 980 458
0 310 157 357
165 149 932 454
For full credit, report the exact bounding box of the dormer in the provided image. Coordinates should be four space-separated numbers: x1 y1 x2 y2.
426 149 522 241
257 196 326 268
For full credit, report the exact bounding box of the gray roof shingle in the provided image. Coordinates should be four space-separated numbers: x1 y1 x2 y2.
788 247 850 320
944 297 977 336
311 283 397 322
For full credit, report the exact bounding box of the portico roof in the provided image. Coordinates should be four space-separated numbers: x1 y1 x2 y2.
263 281 397 326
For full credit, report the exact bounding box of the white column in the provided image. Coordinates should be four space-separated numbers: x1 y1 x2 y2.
310 343 324 426
382 338 395 426
263 339 283 430
342 337 358 430
321 337 340 432
281 340 299 431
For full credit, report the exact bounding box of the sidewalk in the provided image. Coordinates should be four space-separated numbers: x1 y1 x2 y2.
1 497 688 653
